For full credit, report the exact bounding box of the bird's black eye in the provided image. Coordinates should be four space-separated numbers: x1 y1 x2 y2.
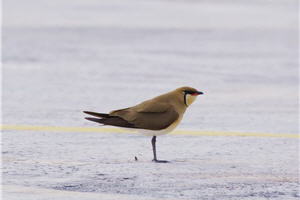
184 90 194 95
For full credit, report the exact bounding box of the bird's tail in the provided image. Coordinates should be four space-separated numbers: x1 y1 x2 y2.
83 111 135 128
83 111 110 118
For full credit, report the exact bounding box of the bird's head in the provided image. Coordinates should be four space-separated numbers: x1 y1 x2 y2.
175 86 203 107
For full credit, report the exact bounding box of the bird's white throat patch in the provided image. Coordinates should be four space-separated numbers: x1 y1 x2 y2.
185 94 197 106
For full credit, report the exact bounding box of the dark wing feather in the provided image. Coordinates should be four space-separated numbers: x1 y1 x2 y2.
85 117 136 128
83 111 111 118
131 108 179 130
110 105 179 130
83 103 179 130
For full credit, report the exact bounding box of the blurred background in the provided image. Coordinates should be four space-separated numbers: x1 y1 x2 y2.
3 0 299 134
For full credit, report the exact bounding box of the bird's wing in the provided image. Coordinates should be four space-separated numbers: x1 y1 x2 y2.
110 102 179 130
132 107 179 130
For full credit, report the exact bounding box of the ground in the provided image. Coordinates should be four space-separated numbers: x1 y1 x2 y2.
2 131 299 199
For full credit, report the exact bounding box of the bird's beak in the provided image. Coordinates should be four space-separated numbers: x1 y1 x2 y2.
192 91 204 96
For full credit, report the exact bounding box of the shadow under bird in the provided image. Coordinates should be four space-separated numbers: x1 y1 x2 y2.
83 86 203 163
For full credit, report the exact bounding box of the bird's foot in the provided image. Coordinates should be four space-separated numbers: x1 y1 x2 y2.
152 159 169 163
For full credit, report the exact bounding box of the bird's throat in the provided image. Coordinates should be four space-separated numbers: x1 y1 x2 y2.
185 94 197 107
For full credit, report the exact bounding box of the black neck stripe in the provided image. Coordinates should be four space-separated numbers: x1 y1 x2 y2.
184 94 188 107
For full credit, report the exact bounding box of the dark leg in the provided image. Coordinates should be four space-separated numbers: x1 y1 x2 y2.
151 136 169 163
151 136 157 161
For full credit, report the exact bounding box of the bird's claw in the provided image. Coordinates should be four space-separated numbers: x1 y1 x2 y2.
152 159 169 163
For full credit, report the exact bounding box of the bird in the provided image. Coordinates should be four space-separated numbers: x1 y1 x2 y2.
83 86 203 163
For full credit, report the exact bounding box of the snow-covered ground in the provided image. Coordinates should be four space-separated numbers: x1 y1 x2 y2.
2 0 299 199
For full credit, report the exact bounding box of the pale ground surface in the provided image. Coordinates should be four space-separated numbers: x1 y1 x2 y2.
2 0 299 199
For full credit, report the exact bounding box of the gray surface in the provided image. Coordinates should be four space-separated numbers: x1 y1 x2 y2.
2 131 299 199
2 0 299 199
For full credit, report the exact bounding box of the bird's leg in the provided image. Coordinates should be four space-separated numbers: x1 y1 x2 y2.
151 136 169 163
151 136 157 160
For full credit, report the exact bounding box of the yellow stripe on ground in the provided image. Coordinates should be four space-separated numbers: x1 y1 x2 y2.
1 124 134 134
1 124 299 139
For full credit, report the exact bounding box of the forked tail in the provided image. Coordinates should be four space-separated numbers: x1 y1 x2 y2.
83 111 135 128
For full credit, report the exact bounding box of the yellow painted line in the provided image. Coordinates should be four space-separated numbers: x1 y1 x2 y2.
1 124 299 139
172 130 299 138
1 124 135 134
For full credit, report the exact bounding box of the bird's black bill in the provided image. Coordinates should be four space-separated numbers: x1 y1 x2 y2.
191 91 203 96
